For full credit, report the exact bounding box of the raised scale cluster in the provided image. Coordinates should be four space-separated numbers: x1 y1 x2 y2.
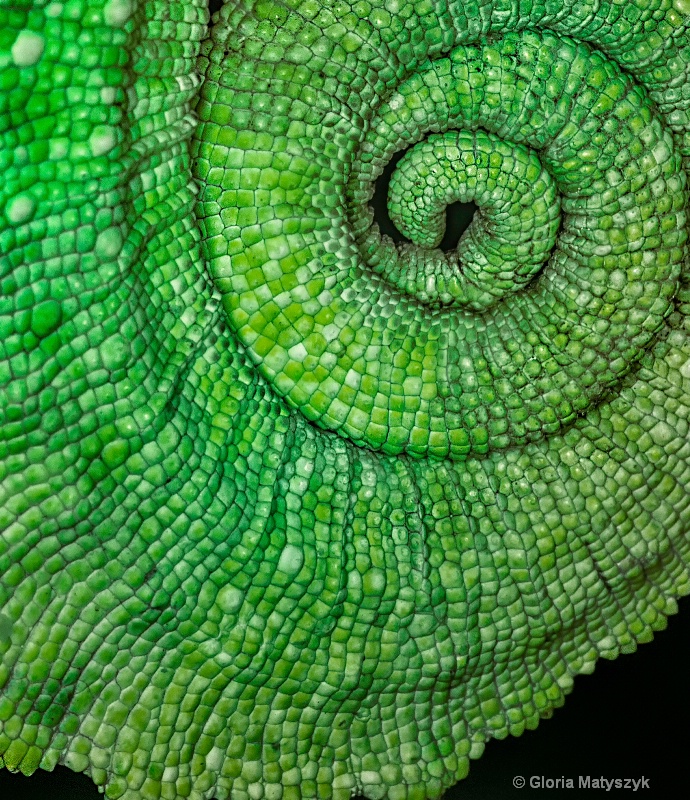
2 1 690 799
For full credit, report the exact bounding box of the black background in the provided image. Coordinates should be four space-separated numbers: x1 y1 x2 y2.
2 593 689 799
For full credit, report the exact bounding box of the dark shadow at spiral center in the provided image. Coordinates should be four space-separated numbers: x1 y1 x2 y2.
372 151 478 252
372 149 412 246
439 200 479 251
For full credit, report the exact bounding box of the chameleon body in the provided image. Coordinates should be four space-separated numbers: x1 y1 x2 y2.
2 1 690 799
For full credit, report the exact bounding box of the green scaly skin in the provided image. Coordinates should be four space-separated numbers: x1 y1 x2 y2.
2 0 690 798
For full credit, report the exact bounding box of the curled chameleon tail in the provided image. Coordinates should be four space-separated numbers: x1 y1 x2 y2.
2 1 690 799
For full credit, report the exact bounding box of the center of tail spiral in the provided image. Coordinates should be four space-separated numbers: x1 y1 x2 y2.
372 148 478 252
366 129 560 311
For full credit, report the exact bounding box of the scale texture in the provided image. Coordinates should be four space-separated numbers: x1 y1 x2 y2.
2 1 690 798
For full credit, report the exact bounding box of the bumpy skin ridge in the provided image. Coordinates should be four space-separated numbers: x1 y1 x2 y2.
2 1 690 799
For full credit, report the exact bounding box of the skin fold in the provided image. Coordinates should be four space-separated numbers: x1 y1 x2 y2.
1 1 690 799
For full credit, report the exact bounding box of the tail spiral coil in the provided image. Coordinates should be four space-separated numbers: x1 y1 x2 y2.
198 6 689 460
